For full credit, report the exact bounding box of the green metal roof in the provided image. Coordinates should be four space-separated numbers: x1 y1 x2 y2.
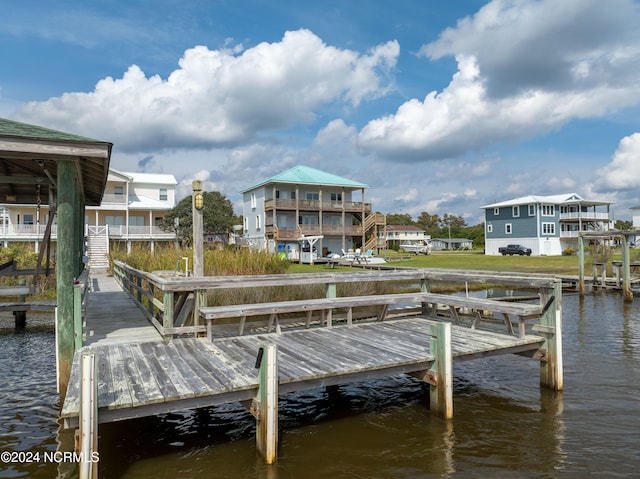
0 118 103 143
242 165 367 192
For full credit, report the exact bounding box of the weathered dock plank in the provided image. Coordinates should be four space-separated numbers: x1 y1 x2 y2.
62 315 546 428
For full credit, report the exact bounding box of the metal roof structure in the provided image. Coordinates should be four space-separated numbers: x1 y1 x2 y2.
481 193 612 209
0 118 112 206
241 165 367 192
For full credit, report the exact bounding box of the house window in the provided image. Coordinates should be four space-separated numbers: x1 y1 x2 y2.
159 188 168 201
542 222 556 235
305 192 319 200
541 205 555 216
244 217 248 231
505 223 512 234
529 204 536 216
513 206 520 217
299 215 318 225
251 193 257 209
114 186 124 196
23 214 34 225
494 208 500 216
106 215 124 226
255 215 261 230
330 193 342 201
487 224 493 233
129 216 145 226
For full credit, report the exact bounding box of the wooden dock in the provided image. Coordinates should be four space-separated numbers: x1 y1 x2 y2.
61 316 545 427
60 265 563 466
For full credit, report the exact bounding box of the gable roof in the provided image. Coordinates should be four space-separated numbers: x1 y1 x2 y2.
110 168 177 185
241 165 367 192
481 193 612 209
386 225 425 232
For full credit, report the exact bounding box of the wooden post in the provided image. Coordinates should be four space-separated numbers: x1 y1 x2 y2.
192 181 205 327
429 322 453 419
57 160 78 397
13 278 27 331
537 279 563 391
78 353 98 479
578 235 585 296
163 291 174 338
254 344 278 464
420 277 431 316
621 234 633 302
192 180 204 277
73 282 83 350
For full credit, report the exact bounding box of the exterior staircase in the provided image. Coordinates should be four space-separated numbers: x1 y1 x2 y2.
87 226 110 270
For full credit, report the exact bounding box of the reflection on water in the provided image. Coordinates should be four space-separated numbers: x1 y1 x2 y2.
1 292 640 478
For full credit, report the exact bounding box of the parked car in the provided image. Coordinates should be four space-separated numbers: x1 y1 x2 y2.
498 244 532 256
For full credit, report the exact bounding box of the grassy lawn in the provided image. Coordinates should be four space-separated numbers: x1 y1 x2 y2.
289 249 584 275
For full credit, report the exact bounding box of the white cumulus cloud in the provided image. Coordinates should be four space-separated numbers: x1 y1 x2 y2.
15 29 399 153
358 0 640 162
596 133 640 190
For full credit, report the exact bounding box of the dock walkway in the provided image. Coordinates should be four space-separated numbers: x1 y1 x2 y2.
84 272 160 346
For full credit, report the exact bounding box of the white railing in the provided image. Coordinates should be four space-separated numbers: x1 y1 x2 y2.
560 212 610 221
107 225 176 239
0 224 175 240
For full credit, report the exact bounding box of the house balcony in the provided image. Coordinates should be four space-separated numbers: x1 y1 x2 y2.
559 212 610 221
101 193 128 204
106 225 177 240
265 198 372 214
0 224 59 240
0 224 177 241
266 224 364 239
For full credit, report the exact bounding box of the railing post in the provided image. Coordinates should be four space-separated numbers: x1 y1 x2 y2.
163 291 174 338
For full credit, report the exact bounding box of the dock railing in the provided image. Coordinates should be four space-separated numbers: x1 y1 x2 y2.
112 260 561 338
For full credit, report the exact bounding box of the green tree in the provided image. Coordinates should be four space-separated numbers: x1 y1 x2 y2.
615 219 632 230
386 213 415 225
160 191 237 246
416 212 440 230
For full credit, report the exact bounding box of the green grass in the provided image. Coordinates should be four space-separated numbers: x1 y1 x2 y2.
289 249 583 275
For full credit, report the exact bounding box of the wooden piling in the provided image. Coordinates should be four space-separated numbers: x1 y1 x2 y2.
535 279 563 391
255 344 278 464
13 278 27 331
429 322 453 419
78 353 98 479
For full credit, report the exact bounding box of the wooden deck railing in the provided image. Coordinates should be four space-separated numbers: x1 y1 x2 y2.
112 259 561 339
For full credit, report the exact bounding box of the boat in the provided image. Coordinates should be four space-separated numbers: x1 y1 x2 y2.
399 241 431 255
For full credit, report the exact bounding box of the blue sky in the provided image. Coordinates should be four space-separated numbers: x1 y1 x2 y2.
2 0 640 223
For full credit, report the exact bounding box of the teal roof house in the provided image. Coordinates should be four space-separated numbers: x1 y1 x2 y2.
241 165 385 260
482 193 612 256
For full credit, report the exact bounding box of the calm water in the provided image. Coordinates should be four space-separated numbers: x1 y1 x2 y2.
1 291 640 478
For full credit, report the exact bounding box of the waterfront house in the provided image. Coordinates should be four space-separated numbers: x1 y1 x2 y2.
241 165 385 259
482 193 613 256
0 168 177 267
431 238 473 251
